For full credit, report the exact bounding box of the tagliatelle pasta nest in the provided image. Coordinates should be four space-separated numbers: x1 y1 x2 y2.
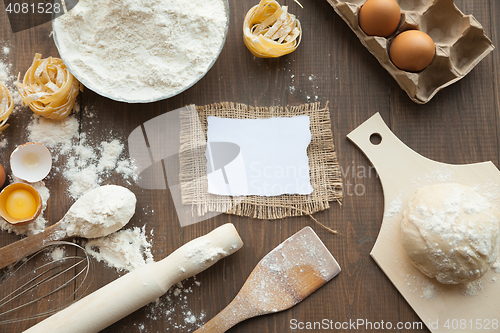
0 81 14 133
243 0 302 58
18 54 81 120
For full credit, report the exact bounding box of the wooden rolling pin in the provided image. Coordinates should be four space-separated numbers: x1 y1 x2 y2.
23 223 243 333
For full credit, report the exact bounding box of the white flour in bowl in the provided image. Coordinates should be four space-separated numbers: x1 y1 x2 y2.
53 0 228 102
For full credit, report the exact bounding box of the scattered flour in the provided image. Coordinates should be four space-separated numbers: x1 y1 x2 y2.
461 280 483 297
493 261 500 273
384 194 402 218
424 169 453 183
135 323 145 332
97 140 124 172
50 247 65 261
85 225 154 272
27 114 79 154
475 182 500 203
27 112 137 199
422 282 437 300
1 105 136 238
405 274 437 300
145 277 206 331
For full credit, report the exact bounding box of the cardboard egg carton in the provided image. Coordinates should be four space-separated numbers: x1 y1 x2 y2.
326 0 494 104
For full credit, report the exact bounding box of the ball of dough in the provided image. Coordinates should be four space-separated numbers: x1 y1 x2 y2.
401 183 500 284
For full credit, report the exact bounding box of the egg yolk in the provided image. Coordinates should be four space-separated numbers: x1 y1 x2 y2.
5 189 37 219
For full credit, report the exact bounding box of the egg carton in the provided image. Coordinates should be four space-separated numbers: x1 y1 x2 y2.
326 0 494 104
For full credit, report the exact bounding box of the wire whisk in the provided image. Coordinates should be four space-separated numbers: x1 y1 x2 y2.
0 241 94 326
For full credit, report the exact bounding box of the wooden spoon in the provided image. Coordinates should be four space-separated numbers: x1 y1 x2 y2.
0 185 136 269
195 226 341 333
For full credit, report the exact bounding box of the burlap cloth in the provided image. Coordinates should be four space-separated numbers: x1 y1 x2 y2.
179 102 342 220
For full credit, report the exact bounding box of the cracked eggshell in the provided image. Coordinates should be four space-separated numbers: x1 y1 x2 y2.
10 142 52 183
0 164 5 188
326 0 494 104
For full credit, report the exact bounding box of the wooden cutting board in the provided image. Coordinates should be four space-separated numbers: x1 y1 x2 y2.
347 113 500 333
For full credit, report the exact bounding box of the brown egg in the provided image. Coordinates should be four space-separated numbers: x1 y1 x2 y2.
359 0 401 37
0 163 5 188
390 30 436 72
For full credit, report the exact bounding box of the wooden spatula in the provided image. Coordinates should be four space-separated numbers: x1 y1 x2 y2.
195 226 341 333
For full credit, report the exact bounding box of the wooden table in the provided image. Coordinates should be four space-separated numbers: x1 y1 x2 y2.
1 0 499 332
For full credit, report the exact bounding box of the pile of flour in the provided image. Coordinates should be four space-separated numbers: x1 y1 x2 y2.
53 0 227 101
62 185 137 238
85 226 154 272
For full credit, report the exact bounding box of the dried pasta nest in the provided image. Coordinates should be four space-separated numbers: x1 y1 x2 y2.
18 54 81 120
243 0 302 58
0 81 14 133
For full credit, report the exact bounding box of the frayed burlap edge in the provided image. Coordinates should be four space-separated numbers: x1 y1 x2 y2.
179 102 343 220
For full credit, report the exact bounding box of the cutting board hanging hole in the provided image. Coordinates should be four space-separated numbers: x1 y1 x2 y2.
369 133 382 145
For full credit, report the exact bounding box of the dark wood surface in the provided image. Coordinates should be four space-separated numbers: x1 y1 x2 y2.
1 0 499 332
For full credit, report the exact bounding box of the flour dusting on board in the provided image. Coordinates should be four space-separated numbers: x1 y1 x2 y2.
384 193 402 218
461 280 483 297
412 168 454 188
474 182 500 203
425 169 453 183
405 274 437 300
493 261 500 273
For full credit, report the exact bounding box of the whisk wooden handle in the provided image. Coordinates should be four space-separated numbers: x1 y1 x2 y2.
23 223 243 333
0 222 66 269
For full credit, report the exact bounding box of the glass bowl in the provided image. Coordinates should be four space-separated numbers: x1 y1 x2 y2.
52 0 229 103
